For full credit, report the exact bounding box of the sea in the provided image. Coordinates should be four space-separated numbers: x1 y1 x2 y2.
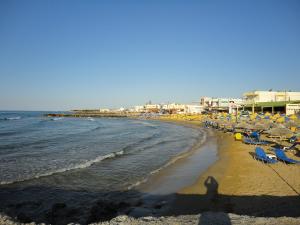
0 111 204 190
0 111 209 223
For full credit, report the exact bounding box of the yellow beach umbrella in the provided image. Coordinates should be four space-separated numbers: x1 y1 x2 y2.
276 117 285 123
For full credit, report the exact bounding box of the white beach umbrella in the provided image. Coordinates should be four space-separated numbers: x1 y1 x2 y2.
235 122 252 130
266 127 294 138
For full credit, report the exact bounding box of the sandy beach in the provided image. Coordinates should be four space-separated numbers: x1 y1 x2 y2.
139 117 300 223
171 130 300 215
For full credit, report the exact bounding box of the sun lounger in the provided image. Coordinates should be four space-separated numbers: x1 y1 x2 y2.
274 148 300 164
250 131 260 141
243 137 269 145
254 147 277 163
267 135 289 141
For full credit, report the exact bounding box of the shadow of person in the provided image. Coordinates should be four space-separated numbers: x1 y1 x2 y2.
199 176 231 225
204 176 219 203
198 212 232 225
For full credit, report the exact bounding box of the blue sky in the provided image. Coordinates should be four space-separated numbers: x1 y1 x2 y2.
0 0 299 110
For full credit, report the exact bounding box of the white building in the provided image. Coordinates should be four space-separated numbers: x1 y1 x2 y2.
185 105 203 114
286 104 300 115
99 108 110 113
162 103 186 113
145 104 161 112
200 97 243 112
243 91 300 104
200 97 213 107
134 105 145 112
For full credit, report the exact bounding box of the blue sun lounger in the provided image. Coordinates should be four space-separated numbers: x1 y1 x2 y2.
274 149 300 164
243 137 269 145
255 147 277 163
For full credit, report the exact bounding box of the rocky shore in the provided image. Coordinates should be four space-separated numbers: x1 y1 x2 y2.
45 108 147 118
1 212 300 225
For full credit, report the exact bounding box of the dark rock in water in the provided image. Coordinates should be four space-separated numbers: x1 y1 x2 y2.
117 201 130 209
17 212 32 223
86 200 118 224
48 203 67 225
154 201 167 209
128 207 153 218
52 203 67 211
129 197 143 207
45 203 84 225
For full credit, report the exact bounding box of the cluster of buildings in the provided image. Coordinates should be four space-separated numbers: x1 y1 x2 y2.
243 90 300 115
98 90 300 115
132 103 203 114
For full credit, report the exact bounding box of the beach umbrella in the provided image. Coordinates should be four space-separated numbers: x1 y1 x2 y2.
266 127 294 138
276 117 285 123
285 120 299 128
253 122 271 131
235 122 252 130
223 121 234 129
265 112 271 116
289 114 298 120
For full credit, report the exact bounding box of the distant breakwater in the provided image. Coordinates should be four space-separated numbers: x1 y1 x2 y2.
45 112 139 118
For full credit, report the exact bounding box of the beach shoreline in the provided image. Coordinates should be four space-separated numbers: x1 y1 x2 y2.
1 118 300 225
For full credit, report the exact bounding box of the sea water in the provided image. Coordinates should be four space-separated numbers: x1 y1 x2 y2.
0 111 207 223
0 111 206 190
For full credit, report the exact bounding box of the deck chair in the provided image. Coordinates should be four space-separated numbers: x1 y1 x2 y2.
255 147 277 163
274 149 300 164
243 137 269 145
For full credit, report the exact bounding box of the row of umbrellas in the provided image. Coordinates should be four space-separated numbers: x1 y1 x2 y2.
207 117 300 139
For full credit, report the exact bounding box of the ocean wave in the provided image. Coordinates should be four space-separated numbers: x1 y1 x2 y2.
131 120 158 128
127 177 149 190
121 132 160 153
0 124 104 153
0 150 124 186
0 131 19 137
0 116 21 121
50 117 63 121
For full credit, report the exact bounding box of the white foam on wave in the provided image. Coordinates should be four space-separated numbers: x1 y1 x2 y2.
131 120 157 127
0 150 125 186
0 116 21 120
50 117 63 121
127 177 149 190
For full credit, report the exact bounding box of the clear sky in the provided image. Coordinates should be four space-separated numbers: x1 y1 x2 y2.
0 0 299 110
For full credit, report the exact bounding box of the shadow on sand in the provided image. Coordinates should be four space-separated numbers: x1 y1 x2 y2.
0 176 300 225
